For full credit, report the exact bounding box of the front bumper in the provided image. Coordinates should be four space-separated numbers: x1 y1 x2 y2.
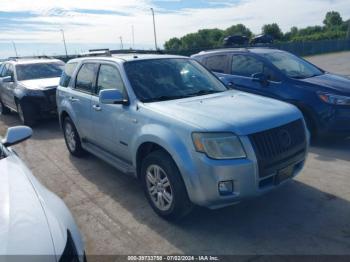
318 106 350 135
182 133 308 209
21 89 57 118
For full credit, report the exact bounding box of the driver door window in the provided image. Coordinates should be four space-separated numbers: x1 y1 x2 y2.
231 55 263 77
96 65 126 96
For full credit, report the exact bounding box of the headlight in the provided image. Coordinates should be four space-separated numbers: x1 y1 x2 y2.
192 132 246 159
317 92 350 105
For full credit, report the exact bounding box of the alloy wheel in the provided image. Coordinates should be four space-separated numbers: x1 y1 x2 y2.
146 164 173 211
65 122 76 152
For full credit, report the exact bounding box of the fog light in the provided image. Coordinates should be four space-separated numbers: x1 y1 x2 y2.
218 181 233 195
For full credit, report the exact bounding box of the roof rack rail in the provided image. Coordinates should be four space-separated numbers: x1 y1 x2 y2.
78 49 112 57
198 47 250 54
7 55 56 61
110 49 164 55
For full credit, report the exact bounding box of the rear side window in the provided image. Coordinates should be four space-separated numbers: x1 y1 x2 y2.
75 63 99 93
60 62 78 87
231 55 263 77
205 55 227 73
96 64 126 96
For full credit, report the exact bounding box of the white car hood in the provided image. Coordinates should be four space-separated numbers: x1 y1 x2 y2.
0 155 56 257
19 77 60 90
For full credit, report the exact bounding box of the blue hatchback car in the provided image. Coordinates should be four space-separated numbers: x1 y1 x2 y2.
192 48 350 137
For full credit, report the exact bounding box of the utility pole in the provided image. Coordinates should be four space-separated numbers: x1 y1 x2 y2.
11 41 18 57
150 8 158 50
120 36 124 49
60 29 68 57
131 25 135 49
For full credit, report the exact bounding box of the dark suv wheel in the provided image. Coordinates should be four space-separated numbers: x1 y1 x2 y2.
141 150 193 220
63 117 85 157
0 100 10 115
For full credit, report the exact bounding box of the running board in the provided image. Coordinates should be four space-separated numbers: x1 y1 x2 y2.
82 141 136 177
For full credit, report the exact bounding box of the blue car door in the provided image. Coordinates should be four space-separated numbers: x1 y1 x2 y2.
223 54 283 100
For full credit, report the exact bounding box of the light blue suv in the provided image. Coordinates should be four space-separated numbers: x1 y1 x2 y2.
57 54 309 219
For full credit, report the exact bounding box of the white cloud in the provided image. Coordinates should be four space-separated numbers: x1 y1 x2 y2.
0 0 349 50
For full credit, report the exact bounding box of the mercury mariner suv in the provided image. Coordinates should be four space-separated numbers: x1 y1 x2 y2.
57 54 309 220
0 58 64 126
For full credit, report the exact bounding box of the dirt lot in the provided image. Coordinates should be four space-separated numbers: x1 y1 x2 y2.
1 52 350 256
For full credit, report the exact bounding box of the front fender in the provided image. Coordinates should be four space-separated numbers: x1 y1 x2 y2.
131 124 198 201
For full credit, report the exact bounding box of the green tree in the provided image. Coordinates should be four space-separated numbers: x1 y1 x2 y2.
164 37 182 51
323 11 343 27
347 20 350 38
262 23 283 40
224 24 252 38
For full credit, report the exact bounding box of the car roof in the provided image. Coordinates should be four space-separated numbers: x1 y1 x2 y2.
67 53 188 64
193 47 284 57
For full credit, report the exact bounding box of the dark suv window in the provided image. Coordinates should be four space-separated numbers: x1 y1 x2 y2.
205 55 227 73
60 62 78 87
96 65 125 95
231 55 263 77
75 63 99 92
0 64 9 77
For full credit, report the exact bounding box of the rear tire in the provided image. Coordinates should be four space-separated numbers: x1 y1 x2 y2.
141 150 193 220
17 101 36 126
0 100 10 115
63 117 85 157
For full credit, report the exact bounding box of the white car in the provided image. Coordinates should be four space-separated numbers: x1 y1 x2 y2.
0 126 85 261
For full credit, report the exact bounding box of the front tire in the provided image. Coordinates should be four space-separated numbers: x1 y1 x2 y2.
17 101 36 126
0 100 10 115
63 117 85 157
141 150 193 220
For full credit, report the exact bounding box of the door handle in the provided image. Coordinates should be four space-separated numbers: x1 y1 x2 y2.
69 97 79 102
92 104 102 111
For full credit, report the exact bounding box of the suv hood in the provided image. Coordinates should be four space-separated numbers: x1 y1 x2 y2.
19 77 60 90
0 155 56 257
298 73 350 94
146 90 302 135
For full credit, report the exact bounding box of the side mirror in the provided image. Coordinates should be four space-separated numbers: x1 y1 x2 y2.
252 73 269 86
99 89 128 105
2 76 13 83
1 126 32 147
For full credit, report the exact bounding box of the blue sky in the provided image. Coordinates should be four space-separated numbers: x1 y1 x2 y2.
0 0 349 58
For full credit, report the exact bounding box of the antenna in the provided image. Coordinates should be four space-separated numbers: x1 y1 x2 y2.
12 41 18 57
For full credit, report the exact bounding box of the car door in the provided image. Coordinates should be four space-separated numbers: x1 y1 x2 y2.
225 54 283 99
90 63 130 160
70 63 99 141
1 64 17 110
0 64 9 105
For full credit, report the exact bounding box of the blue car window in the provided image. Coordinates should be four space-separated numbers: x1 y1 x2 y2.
96 65 126 96
231 55 263 77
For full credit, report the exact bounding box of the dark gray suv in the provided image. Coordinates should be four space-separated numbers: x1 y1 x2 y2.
0 58 64 126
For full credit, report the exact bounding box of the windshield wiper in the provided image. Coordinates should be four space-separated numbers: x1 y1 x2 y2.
186 90 223 97
142 95 192 102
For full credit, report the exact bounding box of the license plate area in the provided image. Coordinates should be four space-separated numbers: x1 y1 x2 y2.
275 165 294 185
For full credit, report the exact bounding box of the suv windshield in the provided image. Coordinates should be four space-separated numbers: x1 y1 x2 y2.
263 52 323 79
124 58 227 102
16 62 64 81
